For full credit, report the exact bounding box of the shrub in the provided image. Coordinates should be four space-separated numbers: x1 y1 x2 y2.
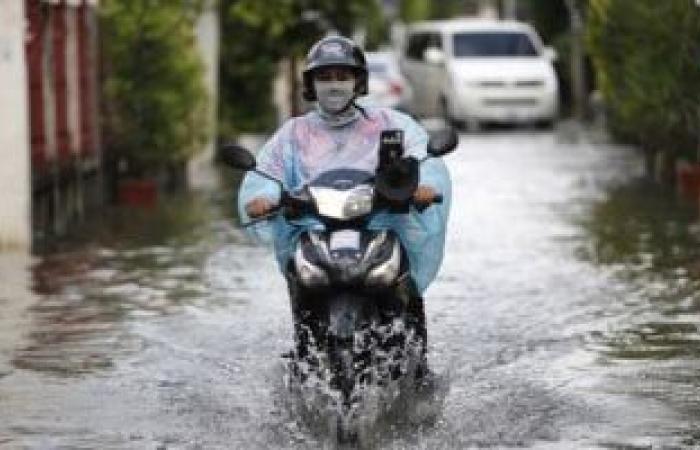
218 0 386 136
100 0 210 175
587 0 700 161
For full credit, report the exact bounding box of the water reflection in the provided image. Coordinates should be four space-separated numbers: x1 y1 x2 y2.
581 181 700 269
578 179 700 431
5 133 700 447
13 190 238 376
0 252 36 380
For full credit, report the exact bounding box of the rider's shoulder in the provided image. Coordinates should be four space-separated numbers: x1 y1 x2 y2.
287 111 322 130
269 112 325 145
273 114 312 139
366 106 421 129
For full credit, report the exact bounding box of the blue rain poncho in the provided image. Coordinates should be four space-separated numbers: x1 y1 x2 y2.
237 106 451 293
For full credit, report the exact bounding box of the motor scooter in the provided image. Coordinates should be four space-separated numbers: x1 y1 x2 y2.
220 128 457 443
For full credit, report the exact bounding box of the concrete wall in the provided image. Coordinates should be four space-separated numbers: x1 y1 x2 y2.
188 1 221 190
0 1 31 250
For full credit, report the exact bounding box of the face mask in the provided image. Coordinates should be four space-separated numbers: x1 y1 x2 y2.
314 79 356 114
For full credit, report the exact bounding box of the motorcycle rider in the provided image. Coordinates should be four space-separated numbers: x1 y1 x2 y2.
239 35 452 381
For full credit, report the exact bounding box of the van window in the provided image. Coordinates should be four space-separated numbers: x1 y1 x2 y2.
427 33 442 50
452 32 538 57
406 33 429 60
407 32 443 61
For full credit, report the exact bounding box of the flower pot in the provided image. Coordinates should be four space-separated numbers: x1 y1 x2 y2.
117 178 157 207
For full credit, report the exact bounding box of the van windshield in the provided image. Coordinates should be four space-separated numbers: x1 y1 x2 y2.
452 32 538 57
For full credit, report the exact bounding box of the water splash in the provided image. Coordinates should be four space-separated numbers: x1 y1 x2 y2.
272 322 450 447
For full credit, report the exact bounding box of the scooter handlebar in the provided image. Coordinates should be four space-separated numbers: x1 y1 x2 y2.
244 188 442 225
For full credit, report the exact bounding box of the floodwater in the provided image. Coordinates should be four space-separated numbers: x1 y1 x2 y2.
1 126 700 448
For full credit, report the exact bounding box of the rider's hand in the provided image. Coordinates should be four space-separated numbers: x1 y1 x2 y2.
412 185 437 206
245 197 275 218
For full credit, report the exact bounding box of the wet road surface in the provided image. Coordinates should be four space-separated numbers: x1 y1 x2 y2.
1 127 700 448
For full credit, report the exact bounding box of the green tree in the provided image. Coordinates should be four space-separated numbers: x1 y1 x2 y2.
218 2 281 135
400 0 430 22
399 0 480 22
587 0 700 161
524 0 569 43
100 0 210 175
430 0 482 20
218 0 385 136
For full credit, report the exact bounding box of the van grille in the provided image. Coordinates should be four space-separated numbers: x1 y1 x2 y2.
515 79 545 88
478 80 506 88
483 98 539 106
473 79 546 89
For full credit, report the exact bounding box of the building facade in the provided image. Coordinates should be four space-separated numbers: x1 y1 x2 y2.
26 0 101 246
2 0 222 251
1 0 101 251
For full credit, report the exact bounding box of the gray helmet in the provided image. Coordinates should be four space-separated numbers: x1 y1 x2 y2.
302 36 368 102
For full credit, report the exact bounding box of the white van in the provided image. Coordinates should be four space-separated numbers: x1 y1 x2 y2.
400 19 559 128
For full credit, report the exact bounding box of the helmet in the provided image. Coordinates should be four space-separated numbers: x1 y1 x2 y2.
302 36 368 102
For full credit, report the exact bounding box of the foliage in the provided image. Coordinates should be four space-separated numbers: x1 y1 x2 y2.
524 0 570 43
587 0 700 160
218 0 384 135
100 0 210 174
361 3 391 50
400 0 430 22
522 0 590 115
399 0 485 22
218 1 280 135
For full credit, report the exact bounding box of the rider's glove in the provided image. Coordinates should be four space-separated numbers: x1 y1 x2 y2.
412 185 437 206
245 197 276 218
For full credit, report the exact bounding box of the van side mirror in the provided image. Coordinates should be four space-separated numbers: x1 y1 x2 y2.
542 46 557 62
423 47 445 65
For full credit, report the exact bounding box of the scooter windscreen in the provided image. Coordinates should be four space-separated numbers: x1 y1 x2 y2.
307 169 374 221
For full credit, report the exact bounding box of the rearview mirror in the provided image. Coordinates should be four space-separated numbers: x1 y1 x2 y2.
427 128 458 157
218 143 256 171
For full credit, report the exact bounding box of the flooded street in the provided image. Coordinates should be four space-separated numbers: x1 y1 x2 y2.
2 127 700 448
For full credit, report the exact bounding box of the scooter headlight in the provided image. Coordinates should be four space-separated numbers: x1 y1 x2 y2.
341 187 373 219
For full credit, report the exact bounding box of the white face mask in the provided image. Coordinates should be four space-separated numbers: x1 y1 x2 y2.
314 79 356 114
